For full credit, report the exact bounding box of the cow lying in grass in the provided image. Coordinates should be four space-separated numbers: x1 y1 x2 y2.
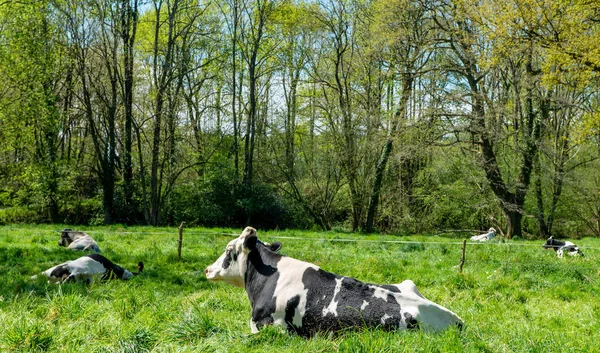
470 227 496 242
543 236 584 258
205 227 463 336
58 229 101 253
37 254 143 283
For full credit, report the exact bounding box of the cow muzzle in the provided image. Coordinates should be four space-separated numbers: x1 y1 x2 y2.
204 266 217 281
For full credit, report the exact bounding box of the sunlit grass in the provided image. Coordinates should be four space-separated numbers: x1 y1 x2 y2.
0 224 599 352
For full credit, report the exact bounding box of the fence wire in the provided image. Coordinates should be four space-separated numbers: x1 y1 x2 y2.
26 227 600 252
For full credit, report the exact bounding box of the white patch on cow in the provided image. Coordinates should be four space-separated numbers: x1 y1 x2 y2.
360 300 369 311
370 285 389 301
380 314 391 325
68 236 101 252
367 281 463 332
271 256 319 329
391 280 425 299
41 256 107 283
322 277 343 317
250 318 259 334
388 288 463 332
122 269 134 280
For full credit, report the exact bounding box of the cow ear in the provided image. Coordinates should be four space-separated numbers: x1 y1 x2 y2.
268 242 282 252
243 234 258 251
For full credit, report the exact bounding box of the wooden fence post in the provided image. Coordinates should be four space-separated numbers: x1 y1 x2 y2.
458 239 467 273
178 221 186 261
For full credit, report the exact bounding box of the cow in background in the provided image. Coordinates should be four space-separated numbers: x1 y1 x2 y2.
470 227 496 242
205 227 463 336
543 236 584 258
36 254 143 283
58 229 101 253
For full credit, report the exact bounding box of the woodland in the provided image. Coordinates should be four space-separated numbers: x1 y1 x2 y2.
0 0 599 238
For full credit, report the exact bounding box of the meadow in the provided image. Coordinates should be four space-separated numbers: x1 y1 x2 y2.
0 225 599 353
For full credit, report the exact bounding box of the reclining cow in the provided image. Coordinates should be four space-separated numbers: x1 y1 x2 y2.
58 229 101 253
36 254 143 284
470 227 496 242
205 227 463 336
543 236 584 258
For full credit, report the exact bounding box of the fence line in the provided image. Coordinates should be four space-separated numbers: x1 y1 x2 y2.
24 227 599 251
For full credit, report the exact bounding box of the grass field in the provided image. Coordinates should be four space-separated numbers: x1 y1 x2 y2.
0 224 599 352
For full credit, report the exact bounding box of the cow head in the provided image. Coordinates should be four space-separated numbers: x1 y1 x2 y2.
106 264 134 280
205 227 281 287
58 229 75 247
543 236 561 251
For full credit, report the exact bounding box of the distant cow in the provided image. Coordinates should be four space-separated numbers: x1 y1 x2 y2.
543 236 584 258
470 227 496 242
38 254 143 284
205 227 463 335
58 229 101 253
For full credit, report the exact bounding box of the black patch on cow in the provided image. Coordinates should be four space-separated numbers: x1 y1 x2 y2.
85 254 126 280
380 284 401 293
543 236 565 251
404 312 419 330
300 269 404 335
245 243 281 330
50 264 71 280
284 295 303 334
244 235 258 251
268 242 282 252
222 251 232 269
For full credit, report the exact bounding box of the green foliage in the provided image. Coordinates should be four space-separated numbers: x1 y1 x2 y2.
0 0 599 236
167 173 313 229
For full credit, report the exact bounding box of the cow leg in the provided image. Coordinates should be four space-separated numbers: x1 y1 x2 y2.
250 318 259 334
63 274 77 283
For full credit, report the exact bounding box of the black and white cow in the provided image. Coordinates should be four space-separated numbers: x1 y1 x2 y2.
543 236 584 258
205 227 463 335
58 229 101 253
37 254 143 283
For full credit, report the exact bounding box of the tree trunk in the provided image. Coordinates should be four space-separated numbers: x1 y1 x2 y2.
232 0 239 179
149 0 179 225
366 76 413 233
534 159 550 238
122 0 138 222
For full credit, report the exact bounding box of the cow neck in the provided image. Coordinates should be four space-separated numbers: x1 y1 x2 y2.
86 254 125 278
551 239 566 250
244 245 281 307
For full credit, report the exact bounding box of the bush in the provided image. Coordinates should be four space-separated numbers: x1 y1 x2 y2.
0 206 47 225
166 173 313 229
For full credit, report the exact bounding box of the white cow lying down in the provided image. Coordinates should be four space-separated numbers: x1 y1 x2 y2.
58 229 101 252
470 228 496 242
205 227 464 336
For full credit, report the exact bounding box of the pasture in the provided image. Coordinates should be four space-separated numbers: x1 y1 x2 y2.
0 225 599 352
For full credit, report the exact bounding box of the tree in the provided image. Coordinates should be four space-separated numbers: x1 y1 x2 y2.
365 0 431 232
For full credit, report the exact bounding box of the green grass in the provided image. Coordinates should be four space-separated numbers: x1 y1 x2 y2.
0 224 599 352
